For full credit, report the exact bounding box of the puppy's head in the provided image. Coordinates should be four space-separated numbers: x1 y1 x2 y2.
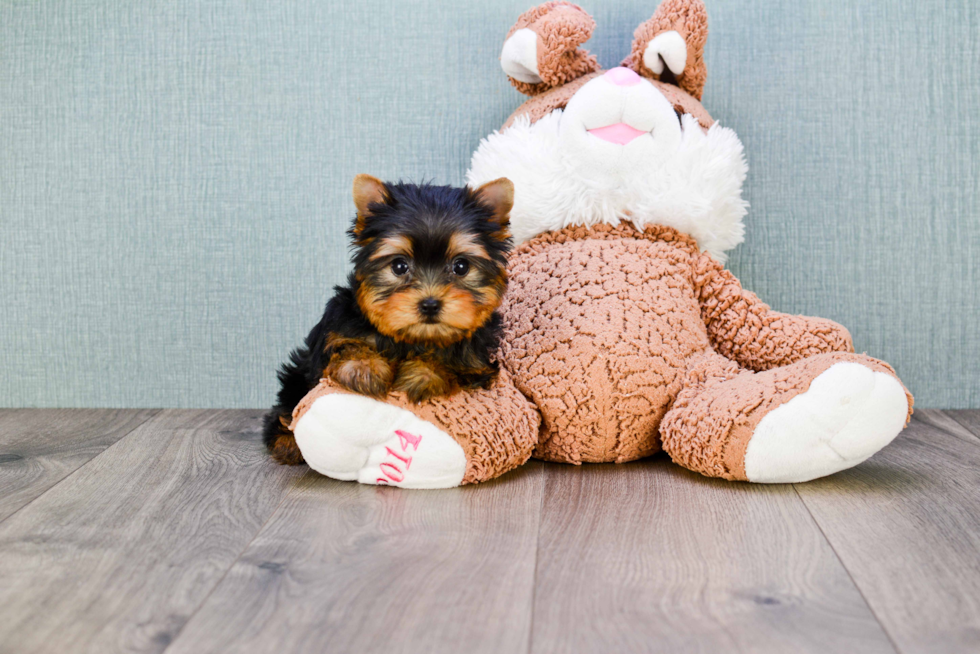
349 175 513 346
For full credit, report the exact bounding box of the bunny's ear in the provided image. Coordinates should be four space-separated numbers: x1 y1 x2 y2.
500 1 601 96
621 0 708 100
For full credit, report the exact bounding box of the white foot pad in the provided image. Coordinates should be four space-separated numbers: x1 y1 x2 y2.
744 362 909 483
293 394 467 489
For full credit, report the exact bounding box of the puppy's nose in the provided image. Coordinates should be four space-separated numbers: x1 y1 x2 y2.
604 66 641 86
419 297 442 317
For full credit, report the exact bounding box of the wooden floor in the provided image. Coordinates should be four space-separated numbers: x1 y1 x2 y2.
0 410 978 654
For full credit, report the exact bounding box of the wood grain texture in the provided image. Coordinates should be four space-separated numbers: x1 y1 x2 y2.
3 409 980 654
911 409 980 446
795 416 980 654
0 409 303 654
528 459 896 654
941 409 980 443
165 462 545 654
0 409 160 523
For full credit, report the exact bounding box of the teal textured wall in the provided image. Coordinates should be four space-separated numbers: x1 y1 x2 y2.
1 1 977 408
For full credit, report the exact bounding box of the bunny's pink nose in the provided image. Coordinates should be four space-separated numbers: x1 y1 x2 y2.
604 66 642 86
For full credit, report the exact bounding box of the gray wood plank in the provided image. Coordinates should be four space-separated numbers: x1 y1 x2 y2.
530 460 896 654
0 409 304 654
795 414 980 654
912 408 980 447
0 409 160 523
164 461 545 654
942 409 980 443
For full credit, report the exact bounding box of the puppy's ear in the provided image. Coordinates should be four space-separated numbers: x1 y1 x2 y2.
352 174 388 237
472 178 514 236
500 2 600 96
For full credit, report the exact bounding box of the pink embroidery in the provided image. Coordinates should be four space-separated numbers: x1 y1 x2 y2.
380 462 405 482
385 446 412 468
395 429 422 451
375 430 424 485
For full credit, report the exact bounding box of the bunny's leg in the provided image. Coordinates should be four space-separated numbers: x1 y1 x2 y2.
660 350 912 483
290 369 540 489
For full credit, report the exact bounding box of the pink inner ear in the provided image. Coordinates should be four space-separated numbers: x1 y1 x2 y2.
588 123 647 145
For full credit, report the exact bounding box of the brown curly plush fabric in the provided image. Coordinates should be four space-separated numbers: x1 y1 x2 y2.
291 221 911 484
498 222 912 471
504 1 601 96
693 253 855 371
661 350 912 480
503 74 715 132
501 223 709 464
621 0 709 100
291 368 540 485
500 0 715 128
503 71 601 129
289 0 912 486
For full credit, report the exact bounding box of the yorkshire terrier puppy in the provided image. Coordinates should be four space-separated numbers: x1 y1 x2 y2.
262 174 514 465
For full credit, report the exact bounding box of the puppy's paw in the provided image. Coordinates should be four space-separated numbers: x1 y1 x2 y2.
456 365 499 391
329 355 394 398
393 359 454 403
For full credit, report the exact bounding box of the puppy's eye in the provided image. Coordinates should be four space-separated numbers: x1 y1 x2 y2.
451 257 470 276
391 258 410 276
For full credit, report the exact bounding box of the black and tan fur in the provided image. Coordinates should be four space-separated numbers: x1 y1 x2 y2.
263 175 514 465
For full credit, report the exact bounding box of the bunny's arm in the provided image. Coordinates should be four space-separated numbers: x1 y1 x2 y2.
693 252 853 372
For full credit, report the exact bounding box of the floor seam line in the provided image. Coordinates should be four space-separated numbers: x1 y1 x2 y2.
943 411 980 445
526 463 548 654
791 483 904 654
910 411 980 449
0 409 163 528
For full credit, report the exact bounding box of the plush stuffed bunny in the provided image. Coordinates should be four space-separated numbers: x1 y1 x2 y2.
287 0 912 488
